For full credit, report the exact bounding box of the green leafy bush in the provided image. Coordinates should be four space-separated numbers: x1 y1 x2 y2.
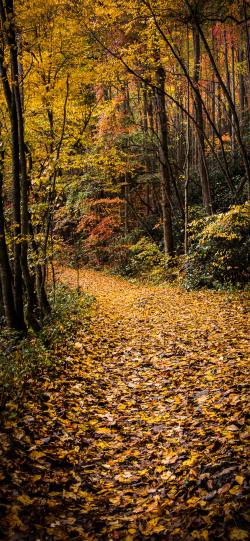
183 202 250 289
128 237 164 275
0 284 94 408
115 236 179 283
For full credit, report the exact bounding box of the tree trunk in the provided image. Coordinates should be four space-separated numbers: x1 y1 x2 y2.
192 24 213 215
7 0 40 328
184 25 190 255
191 11 250 194
155 66 174 255
238 48 247 127
243 0 250 78
0 0 50 329
142 84 152 213
0 149 20 329
231 45 236 154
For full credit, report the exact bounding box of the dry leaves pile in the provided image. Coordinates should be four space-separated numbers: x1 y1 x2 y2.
0 267 249 540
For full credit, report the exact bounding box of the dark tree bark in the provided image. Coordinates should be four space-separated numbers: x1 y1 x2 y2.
10 90 26 327
238 48 247 126
0 149 20 329
7 0 39 326
142 84 153 214
192 24 213 215
186 1 250 193
242 0 250 78
155 65 174 255
9 30 40 329
0 35 26 328
184 25 190 255
0 0 50 329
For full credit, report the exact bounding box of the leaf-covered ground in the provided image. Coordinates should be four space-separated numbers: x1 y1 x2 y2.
0 268 249 540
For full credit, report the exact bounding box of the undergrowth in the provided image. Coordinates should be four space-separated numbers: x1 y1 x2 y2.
0 283 94 409
183 202 250 290
113 204 250 290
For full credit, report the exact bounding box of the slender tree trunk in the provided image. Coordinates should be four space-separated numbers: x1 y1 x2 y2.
223 29 231 134
155 66 173 255
124 178 128 235
142 84 152 213
0 33 25 328
238 48 247 126
243 0 250 78
8 7 40 329
0 0 51 330
211 30 216 150
0 149 19 329
190 10 250 193
184 26 190 255
192 24 213 215
217 84 222 134
231 45 236 154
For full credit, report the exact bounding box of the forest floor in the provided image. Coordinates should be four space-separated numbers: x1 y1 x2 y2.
0 267 249 541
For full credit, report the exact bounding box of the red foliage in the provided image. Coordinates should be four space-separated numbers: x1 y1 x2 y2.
86 216 119 246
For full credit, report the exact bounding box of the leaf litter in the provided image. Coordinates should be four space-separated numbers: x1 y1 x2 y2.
0 267 249 540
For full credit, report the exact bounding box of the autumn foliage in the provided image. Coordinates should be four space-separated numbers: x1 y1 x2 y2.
0 1 250 540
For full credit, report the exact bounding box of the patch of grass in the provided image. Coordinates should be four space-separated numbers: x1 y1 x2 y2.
0 283 95 408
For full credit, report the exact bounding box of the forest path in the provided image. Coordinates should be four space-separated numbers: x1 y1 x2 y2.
55 267 249 540
1 267 249 540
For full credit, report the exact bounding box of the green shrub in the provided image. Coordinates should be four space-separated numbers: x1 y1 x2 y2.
0 284 94 408
183 202 250 290
129 237 164 275
116 236 180 283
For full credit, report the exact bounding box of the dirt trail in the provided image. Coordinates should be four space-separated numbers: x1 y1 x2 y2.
1 267 249 540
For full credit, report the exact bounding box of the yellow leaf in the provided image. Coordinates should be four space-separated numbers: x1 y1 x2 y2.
29 450 45 460
95 427 112 434
205 373 215 381
153 525 166 533
191 531 209 540
96 440 108 448
186 496 200 507
63 491 77 500
183 453 199 467
161 470 176 481
162 451 178 465
32 475 41 482
74 342 83 350
229 485 241 495
235 475 244 485
6 401 18 410
139 468 149 476
7 506 26 531
17 495 32 506
224 431 234 440
140 518 162 535
155 465 166 473
229 528 249 540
